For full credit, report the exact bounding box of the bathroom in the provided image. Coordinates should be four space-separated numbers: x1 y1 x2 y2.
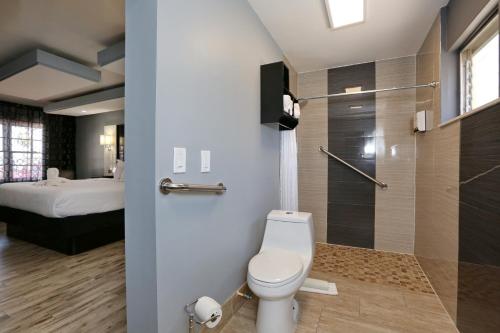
125 0 499 333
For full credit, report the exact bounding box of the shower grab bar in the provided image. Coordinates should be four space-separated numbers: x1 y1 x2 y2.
159 178 227 195
319 146 388 189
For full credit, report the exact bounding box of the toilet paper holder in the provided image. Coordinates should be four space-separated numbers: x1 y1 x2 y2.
185 298 222 333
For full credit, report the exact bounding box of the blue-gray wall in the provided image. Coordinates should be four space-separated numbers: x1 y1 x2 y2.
126 0 283 332
75 110 124 179
125 0 158 332
154 1 282 331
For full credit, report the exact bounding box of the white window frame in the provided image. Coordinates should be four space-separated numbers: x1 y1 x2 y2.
460 13 499 114
9 123 44 181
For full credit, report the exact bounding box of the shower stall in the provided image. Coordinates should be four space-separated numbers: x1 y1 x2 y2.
295 56 421 253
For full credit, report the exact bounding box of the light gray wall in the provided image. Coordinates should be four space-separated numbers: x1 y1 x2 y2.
153 0 281 332
124 0 158 332
75 110 124 179
440 7 461 122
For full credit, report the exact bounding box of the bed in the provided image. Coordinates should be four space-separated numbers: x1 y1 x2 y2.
0 178 124 255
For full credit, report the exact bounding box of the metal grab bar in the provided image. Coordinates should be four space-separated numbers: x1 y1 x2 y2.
319 146 388 189
159 178 227 195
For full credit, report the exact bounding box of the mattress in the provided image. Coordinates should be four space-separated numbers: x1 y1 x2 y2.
0 178 124 218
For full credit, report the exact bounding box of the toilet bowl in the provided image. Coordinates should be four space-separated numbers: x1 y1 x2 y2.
247 210 314 333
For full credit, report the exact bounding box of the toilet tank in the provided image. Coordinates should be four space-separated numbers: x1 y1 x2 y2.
260 210 315 258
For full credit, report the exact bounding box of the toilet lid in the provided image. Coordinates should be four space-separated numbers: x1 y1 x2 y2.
249 249 303 284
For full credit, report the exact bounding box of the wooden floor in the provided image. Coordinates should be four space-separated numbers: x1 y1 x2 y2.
221 244 459 333
0 222 458 333
0 223 126 333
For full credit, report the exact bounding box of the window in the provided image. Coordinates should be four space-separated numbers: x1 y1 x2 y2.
0 122 44 183
460 14 499 114
0 102 55 183
10 124 44 180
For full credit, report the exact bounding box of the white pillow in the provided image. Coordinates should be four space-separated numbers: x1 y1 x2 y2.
114 160 124 180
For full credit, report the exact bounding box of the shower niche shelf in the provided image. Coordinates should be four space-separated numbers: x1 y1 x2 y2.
261 61 299 131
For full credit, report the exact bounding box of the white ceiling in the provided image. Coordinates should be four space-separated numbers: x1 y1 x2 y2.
248 0 449 72
0 0 124 107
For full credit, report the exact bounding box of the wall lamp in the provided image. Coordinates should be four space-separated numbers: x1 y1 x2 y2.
100 135 113 151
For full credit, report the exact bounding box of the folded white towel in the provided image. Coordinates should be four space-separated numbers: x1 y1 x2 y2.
47 168 59 179
283 95 293 115
293 103 301 119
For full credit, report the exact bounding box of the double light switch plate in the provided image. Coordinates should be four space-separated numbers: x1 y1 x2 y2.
173 147 211 173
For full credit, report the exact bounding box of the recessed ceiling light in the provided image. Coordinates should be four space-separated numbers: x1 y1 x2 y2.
325 0 365 29
81 110 87 113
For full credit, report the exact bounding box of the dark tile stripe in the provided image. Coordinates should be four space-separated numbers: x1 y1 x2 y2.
327 63 376 248
458 102 500 333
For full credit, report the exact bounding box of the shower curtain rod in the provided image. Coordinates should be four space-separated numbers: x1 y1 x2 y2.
297 81 439 101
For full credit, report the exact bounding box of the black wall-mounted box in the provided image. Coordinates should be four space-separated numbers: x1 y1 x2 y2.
260 61 299 130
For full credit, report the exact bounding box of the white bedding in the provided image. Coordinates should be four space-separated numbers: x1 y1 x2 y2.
0 178 124 218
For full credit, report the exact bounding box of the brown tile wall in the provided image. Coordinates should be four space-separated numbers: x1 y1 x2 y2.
297 70 328 243
374 56 416 254
414 14 460 323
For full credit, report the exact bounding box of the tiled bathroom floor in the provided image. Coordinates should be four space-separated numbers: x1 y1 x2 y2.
221 243 458 333
313 243 434 294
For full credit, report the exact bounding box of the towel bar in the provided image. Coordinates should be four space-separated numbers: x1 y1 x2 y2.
159 178 227 195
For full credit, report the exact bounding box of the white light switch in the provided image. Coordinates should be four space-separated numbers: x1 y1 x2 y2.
173 147 186 173
201 150 210 173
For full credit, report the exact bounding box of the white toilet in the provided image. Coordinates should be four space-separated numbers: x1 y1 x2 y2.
247 210 314 333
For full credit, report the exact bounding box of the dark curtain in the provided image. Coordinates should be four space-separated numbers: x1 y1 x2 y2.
46 115 76 178
117 124 125 161
0 101 76 183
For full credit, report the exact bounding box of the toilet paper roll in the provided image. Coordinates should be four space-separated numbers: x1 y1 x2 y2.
194 296 222 329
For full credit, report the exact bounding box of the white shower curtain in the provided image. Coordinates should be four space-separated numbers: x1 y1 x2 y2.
280 129 299 211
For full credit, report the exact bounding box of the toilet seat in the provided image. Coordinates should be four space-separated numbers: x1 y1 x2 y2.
248 249 303 287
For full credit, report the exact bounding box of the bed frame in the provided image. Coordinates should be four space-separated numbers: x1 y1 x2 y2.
0 206 124 255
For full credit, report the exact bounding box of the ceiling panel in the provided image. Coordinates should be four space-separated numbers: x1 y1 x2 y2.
44 86 124 116
0 65 98 101
0 0 124 108
0 0 124 66
47 97 124 117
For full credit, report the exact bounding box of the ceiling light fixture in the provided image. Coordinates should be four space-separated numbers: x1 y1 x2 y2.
325 0 365 29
